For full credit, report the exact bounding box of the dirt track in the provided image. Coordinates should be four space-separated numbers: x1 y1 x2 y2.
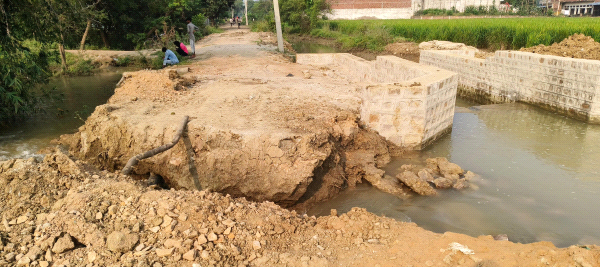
1 28 599 267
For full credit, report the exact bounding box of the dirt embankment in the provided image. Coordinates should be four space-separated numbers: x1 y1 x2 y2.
60 30 396 210
521 34 600 60
1 152 600 267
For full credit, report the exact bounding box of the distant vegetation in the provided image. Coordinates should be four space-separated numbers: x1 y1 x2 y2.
0 0 234 124
249 0 331 34
311 17 600 51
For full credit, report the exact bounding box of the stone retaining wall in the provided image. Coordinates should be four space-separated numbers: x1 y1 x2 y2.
420 50 600 123
297 53 458 149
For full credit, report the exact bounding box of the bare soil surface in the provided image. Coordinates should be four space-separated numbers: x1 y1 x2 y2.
1 151 599 267
521 34 600 60
61 28 395 210
65 49 158 68
1 28 599 267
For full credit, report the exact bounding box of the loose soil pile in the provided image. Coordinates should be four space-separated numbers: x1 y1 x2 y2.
521 34 600 60
384 42 420 62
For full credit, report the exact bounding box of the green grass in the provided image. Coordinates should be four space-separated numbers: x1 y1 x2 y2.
313 17 600 51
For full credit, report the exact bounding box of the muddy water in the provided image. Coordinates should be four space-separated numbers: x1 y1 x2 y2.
292 42 339 54
0 71 125 161
309 98 600 247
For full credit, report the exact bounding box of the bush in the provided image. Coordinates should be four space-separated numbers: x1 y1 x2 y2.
251 20 273 32
0 42 50 124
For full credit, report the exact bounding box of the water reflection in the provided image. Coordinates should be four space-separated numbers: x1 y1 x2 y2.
309 99 600 247
292 42 339 54
0 71 125 160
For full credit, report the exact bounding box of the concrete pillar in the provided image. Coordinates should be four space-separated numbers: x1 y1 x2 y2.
273 0 284 53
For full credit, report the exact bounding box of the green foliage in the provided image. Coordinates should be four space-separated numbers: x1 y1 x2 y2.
315 17 600 51
279 0 330 33
207 26 224 34
249 0 330 34
249 0 273 23
251 20 273 32
0 43 50 123
414 8 458 16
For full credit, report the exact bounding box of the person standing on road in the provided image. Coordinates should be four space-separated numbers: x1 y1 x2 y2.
186 18 199 58
162 47 179 67
237 16 241 29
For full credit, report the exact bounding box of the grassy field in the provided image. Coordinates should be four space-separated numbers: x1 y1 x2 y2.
311 17 600 51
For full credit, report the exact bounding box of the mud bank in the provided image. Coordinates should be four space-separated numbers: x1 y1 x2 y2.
61 30 398 209
1 153 600 267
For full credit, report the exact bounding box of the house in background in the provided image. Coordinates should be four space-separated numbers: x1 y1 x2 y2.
556 0 600 16
328 0 501 19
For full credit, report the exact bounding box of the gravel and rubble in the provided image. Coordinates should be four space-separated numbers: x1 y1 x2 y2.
2 152 600 267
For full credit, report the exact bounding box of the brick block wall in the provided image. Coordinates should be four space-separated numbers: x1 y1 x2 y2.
297 53 458 149
330 0 412 9
420 50 600 123
418 0 500 12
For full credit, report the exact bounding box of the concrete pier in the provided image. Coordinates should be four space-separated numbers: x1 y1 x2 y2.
297 53 458 149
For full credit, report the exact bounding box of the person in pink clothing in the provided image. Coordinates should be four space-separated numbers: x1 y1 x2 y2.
173 41 189 56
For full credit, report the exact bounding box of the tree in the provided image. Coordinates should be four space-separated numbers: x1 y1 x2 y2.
251 0 330 33
0 0 51 123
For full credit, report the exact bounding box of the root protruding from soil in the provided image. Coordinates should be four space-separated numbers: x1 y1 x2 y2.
121 115 189 175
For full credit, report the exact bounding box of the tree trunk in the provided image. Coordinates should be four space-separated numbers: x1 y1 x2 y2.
100 30 109 48
80 19 92 51
59 43 67 71
59 32 67 71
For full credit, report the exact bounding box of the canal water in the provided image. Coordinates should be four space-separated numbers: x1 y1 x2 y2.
292 42 339 54
0 70 126 161
309 98 600 247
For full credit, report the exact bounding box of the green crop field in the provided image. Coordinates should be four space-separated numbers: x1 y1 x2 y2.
312 17 600 50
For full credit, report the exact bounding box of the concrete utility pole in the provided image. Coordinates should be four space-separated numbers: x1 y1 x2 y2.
244 0 248 26
273 0 284 52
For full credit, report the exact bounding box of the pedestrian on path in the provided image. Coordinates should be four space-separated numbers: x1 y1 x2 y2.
236 16 241 29
186 18 199 58
162 47 179 67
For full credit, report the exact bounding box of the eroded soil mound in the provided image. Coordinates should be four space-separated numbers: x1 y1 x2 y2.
2 154 600 267
61 33 396 210
521 34 600 60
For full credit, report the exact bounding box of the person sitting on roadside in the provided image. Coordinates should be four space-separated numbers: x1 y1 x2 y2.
173 41 188 56
162 47 179 67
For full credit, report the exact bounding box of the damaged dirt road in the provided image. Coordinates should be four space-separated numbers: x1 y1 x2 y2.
1 28 599 267
61 28 395 209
